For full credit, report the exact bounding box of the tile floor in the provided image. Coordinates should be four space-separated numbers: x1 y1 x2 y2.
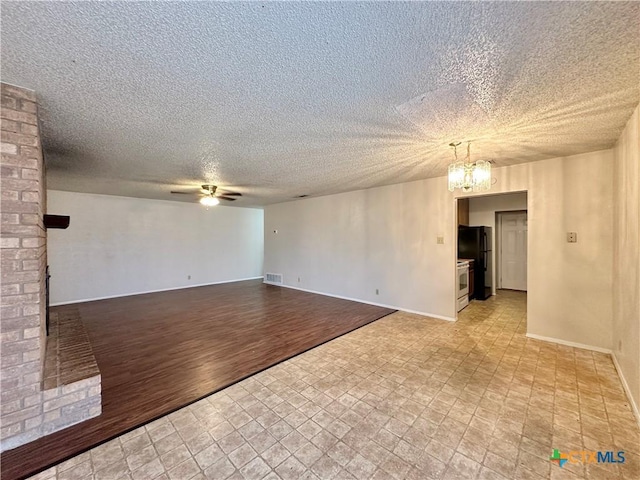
28 291 639 480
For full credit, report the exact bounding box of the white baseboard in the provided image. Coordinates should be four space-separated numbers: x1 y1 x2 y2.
51 276 264 306
612 353 640 427
271 283 456 322
525 333 612 354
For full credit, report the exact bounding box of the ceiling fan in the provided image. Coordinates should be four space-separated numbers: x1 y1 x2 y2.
170 184 242 206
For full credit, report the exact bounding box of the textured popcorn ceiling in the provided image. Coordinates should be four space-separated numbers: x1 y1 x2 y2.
2 2 639 206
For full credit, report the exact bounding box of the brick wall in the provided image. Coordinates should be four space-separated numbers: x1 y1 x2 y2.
1 83 101 452
1 83 48 450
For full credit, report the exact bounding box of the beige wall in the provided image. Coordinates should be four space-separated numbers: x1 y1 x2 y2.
613 104 640 419
265 177 456 320
468 192 528 295
265 149 614 350
459 151 614 350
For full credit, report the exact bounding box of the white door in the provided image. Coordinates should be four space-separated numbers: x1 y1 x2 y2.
499 212 527 291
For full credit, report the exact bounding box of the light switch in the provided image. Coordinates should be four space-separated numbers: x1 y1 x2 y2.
437 236 444 244
567 232 577 243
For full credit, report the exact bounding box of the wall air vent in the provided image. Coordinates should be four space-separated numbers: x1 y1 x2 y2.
264 273 283 285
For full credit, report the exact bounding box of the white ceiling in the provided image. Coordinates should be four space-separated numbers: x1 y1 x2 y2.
2 2 639 206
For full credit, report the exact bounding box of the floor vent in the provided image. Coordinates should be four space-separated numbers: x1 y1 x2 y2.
264 273 283 285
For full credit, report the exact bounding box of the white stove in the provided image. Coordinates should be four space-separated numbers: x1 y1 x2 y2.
456 260 470 312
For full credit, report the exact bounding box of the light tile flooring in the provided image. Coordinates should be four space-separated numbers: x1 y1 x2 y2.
29 291 639 480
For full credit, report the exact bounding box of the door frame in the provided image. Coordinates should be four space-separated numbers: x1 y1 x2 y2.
453 191 529 320
496 209 527 290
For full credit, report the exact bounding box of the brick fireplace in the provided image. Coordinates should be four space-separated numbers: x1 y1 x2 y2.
1 83 101 452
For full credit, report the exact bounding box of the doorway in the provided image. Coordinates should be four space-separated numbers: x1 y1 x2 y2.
497 211 528 291
454 191 528 319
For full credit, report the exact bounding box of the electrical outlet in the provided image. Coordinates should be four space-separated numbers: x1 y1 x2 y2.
567 232 577 243
297 277 300 283
437 236 444 244
187 275 191 280
375 289 379 295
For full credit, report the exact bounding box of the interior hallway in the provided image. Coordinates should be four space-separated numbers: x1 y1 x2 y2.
29 291 639 480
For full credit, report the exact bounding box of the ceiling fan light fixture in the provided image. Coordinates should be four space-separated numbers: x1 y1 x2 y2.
201 184 217 195
170 184 242 204
200 196 220 207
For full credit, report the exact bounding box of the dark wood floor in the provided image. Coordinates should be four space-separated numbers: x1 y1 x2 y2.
1 280 394 480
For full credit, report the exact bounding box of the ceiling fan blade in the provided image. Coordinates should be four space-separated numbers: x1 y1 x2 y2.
172 185 242 200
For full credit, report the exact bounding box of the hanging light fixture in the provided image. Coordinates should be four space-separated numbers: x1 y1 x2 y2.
447 142 491 192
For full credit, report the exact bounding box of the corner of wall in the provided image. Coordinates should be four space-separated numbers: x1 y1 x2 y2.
612 352 640 427
611 103 640 424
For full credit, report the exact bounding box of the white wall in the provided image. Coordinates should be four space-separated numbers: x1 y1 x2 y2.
47 191 264 304
613 104 640 420
264 149 614 350
468 192 528 294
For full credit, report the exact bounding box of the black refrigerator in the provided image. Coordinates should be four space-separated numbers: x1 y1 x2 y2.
458 226 492 300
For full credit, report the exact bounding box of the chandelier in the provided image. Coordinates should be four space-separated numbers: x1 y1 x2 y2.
447 142 491 192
